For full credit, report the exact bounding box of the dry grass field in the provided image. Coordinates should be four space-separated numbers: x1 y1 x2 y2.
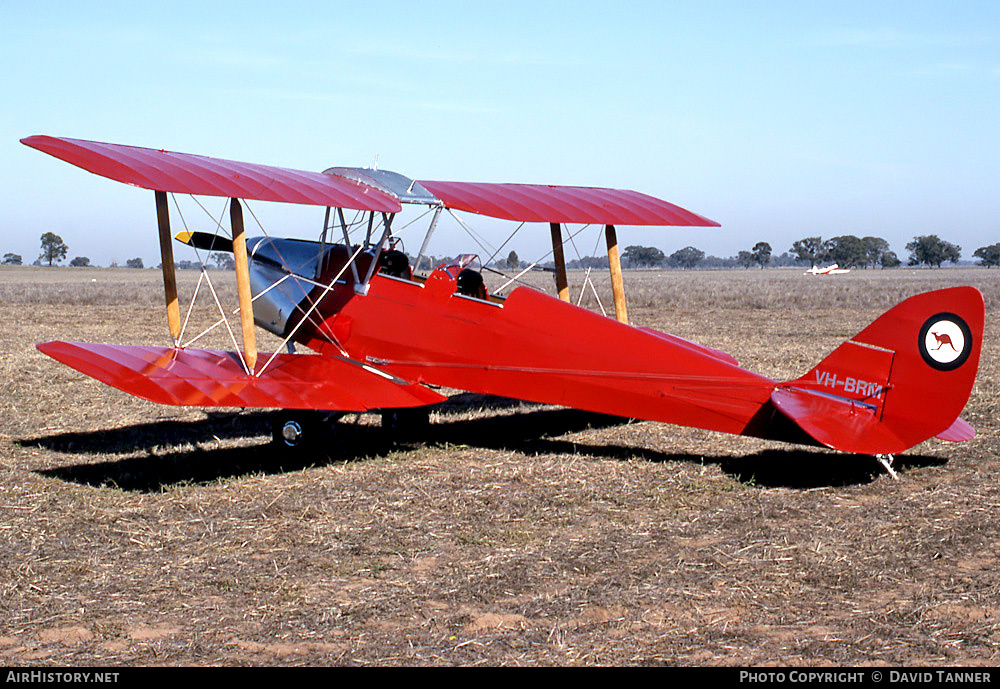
1 264 998 666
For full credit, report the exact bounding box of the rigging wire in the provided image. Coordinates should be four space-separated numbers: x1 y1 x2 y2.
357 357 776 388
567 225 608 316
445 208 498 259
484 221 526 269
491 223 592 295
241 200 350 354
256 243 365 377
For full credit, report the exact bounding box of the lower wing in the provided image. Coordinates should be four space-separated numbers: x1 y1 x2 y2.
37 341 446 410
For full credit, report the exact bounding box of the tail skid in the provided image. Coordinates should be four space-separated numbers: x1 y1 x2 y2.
766 287 984 455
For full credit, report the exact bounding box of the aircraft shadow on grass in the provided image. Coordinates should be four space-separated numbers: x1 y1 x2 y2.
23 394 946 493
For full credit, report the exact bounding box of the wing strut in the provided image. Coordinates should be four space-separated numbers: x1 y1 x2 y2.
154 191 181 343
605 224 629 324
230 198 258 371
549 223 570 302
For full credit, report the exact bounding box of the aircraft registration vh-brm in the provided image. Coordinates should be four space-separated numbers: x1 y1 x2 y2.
22 135 984 479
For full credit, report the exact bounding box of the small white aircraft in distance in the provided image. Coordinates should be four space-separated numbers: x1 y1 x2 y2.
805 264 850 275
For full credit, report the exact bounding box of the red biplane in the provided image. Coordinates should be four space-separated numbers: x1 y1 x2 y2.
22 136 984 478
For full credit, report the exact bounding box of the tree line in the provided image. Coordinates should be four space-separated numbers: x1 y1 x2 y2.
756 234 982 269
6 232 999 271
788 235 961 269
1 233 236 270
546 234 996 270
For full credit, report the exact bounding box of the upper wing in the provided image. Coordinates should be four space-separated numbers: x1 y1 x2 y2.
21 136 401 212
418 180 720 226
22 136 715 225
37 341 445 410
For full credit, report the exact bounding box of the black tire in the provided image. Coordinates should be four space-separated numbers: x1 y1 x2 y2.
271 410 331 452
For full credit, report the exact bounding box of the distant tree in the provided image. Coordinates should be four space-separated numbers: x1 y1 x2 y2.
768 252 802 267
69 256 91 267
211 252 235 270
668 246 704 269
821 235 866 268
736 250 754 269
566 255 608 270
622 245 666 268
39 232 68 266
906 235 961 268
2 253 22 265
751 241 772 269
789 236 824 266
699 255 739 269
861 236 890 269
125 257 144 269
973 243 1000 268
880 251 902 268
506 251 520 270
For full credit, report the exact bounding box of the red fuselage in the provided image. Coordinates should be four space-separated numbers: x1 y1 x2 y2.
292 263 779 439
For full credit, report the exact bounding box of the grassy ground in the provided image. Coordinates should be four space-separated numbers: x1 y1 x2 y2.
0 265 998 666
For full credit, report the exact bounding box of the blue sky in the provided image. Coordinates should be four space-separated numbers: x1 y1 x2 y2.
2 1 998 266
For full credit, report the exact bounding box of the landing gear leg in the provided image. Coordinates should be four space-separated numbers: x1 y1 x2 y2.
381 407 431 437
875 454 898 480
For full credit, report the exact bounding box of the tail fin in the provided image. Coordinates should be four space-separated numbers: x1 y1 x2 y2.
769 287 984 454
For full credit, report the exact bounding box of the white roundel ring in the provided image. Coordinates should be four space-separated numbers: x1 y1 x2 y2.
918 312 972 371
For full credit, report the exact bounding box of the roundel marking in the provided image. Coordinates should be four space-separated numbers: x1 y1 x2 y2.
918 312 972 371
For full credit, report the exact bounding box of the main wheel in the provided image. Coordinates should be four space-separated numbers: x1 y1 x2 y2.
271 410 331 452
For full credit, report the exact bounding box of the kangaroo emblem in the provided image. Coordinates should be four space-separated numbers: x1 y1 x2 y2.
930 331 958 352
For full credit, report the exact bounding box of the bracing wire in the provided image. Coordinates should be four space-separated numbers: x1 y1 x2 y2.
484 221 526 268
240 200 351 353
491 223 592 295
256 243 365 377
445 208 498 258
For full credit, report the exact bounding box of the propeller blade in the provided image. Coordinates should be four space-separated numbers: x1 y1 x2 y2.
175 231 234 253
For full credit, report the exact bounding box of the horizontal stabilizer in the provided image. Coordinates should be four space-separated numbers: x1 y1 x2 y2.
37 341 445 410
770 387 906 454
935 417 975 443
